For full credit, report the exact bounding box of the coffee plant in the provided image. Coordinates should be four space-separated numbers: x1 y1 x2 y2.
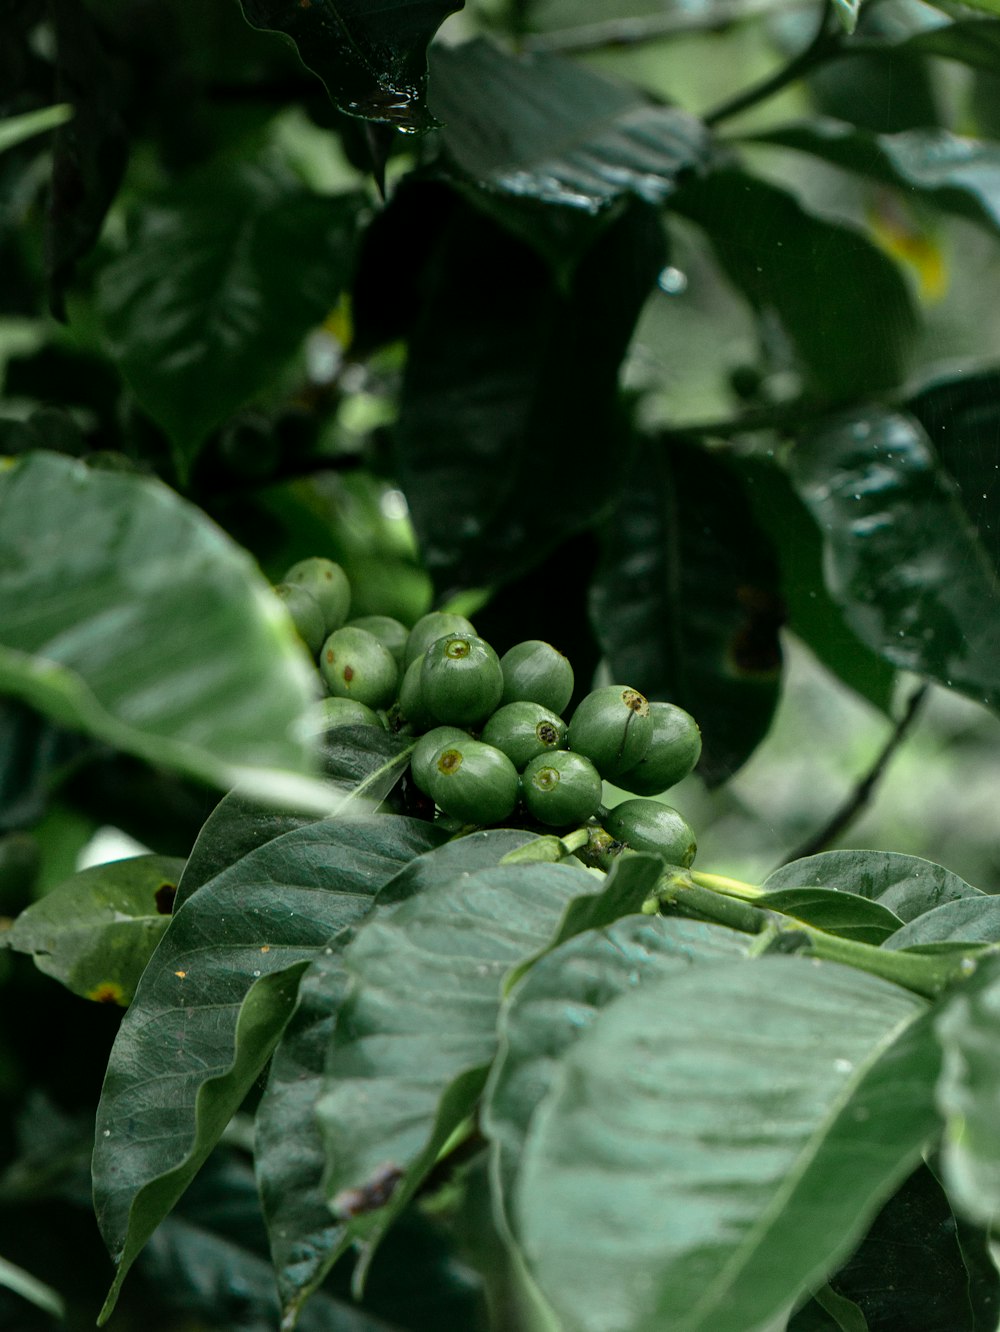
6 0 1000 1327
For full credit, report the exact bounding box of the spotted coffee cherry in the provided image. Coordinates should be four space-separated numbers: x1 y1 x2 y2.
567 686 652 779
404 611 477 669
616 701 702 796
283 557 351 635
421 634 503 727
274 582 325 656
481 702 567 770
320 626 398 709
521 750 603 827
425 738 519 826
602 798 697 866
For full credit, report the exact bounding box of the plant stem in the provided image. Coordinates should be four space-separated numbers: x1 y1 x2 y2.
703 0 840 128
778 682 928 867
689 869 764 900
658 873 774 934
521 2 774 55
799 928 981 998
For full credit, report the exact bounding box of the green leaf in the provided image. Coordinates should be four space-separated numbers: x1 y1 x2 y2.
4 853 184 1006
317 857 627 1282
429 39 711 212
749 120 1000 240
832 0 861 35
884 897 1000 949
96 163 359 473
763 850 983 922
485 914 751 1238
934 955 1000 1226
515 957 939 1332
92 814 442 1321
755 887 904 944
239 0 461 130
0 105 72 156
0 452 324 801
391 190 665 590
256 829 526 1324
787 408 1000 711
672 169 918 397
0 1254 64 1321
590 439 782 784
904 19 1000 76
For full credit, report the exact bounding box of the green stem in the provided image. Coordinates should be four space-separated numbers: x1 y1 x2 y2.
703 0 841 128
658 873 774 934
689 869 764 900
799 929 981 999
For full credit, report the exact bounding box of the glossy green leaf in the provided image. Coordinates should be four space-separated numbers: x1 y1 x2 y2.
763 849 983 922
392 191 665 590
788 408 1000 711
590 439 782 784
934 956 1000 1226
756 887 904 944
0 105 72 156
239 0 462 130
884 897 1000 949
317 857 627 1282
429 39 711 212
4 853 184 1006
0 452 324 800
515 958 938 1332
176 726 415 912
736 457 895 712
903 19 1000 75
256 830 525 1325
948 0 1000 19
672 170 918 397
485 914 751 1237
96 163 359 471
92 814 442 1321
749 120 1000 239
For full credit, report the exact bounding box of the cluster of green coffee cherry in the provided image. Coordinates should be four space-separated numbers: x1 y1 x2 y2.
274 558 701 867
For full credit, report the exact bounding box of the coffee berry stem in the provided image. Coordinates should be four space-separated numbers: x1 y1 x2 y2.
688 870 764 901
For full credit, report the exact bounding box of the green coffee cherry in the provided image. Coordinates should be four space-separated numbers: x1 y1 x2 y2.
274 582 325 656
616 702 702 796
568 686 652 779
421 634 504 727
404 611 477 668
481 702 567 771
283 557 351 635
521 751 603 827
320 626 398 709
398 656 438 730
500 640 574 714
411 726 470 794
316 697 384 731
348 615 408 670
602 798 697 867
425 738 519 825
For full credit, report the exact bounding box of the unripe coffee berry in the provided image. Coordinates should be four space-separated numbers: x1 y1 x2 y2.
616 701 702 796
521 750 603 827
283 557 351 635
274 582 325 656
320 626 398 709
481 702 567 770
421 634 503 726
315 697 384 731
398 656 438 730
347 615 408 670
404 611 477 668
425 738 519 826
567 686 652 779
499 640 574 714
602 798 697 867
411 726 470 794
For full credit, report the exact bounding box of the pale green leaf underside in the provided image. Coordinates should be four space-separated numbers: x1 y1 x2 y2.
0 104 72 155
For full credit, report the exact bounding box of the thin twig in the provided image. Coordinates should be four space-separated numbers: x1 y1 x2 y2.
521 1 794 55
703 0 841 128
777 681 929 868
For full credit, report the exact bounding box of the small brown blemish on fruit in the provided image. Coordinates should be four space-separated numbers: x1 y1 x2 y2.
622 689 649 716
326 648 335 663
344 665 355 682
333 1163 404 1219
437 748 462 775
87 981 126 1006
154 882 176 915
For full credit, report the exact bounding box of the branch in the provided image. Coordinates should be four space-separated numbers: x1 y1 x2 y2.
521 1 793 55
777 681 929 868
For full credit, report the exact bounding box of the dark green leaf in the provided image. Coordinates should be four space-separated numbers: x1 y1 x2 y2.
934 955 1000 1226
429 38 711 212
755 887 904 944
672 169 918 397
825 1163 978 1332
0 452 323 799
515 958 938 1332
736 457 895 712
0 698 91 832
239 0 461 130
484 913 751 1238
256 830 523 1324
904 19 1000 76
763 849 983 922
4 853 184 1005
590 438 782 784
92 814 442 1321
749 120 1000 240
884 897 1000 949
317 858 620 1281
788 408 1000 711
96 164 359 472
393 192 665 590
